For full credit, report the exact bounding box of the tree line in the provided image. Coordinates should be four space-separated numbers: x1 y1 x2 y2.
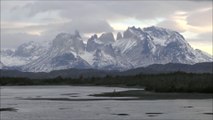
1 72 212 93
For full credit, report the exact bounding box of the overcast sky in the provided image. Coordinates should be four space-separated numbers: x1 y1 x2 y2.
1 0 212 54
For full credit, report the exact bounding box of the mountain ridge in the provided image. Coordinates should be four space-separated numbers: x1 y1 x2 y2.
0 62 212 79
1 26 212 72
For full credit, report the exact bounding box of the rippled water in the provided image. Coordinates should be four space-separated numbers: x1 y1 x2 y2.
1 86 212 120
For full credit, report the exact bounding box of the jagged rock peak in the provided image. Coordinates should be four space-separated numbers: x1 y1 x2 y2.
116 32 122 40
88 34 98 41
123 26 145 39
74 30 81 38
52 31 85 53
99 32 115 43
53 31 83 44
55 30 81 40
127 26 142 31
3 25 213 72
55 33 72 40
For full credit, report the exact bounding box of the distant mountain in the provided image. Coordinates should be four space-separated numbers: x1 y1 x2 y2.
22 32 90 72
0 26 212 72
0 41 47 67
120 62 213 76
0 62 212 79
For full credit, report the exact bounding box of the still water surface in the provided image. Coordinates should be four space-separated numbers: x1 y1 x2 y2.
1 86 212 120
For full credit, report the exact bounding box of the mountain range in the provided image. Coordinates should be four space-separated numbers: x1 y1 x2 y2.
0 26 212 72
1 62 212 79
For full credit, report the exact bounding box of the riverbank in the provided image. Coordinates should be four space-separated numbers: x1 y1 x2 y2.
90 90 213 100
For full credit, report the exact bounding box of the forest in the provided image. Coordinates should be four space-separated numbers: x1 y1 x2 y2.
1 72 212 93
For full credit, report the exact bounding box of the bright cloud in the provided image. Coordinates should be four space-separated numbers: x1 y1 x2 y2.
1 0 212 54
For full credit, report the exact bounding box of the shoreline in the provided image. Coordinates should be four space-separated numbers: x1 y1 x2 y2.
90 90 213 100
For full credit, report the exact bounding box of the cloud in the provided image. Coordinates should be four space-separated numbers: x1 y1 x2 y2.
21 1 211 20
185 31 212 54
188 32 212 43
53 19 114 34
1 0 212 55
4 0 212 23
40 19 114 42
157 20 187 32
187 8 212 27
1 32 40 48
1 19 114 48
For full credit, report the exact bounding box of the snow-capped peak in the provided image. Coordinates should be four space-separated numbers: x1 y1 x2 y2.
1 26 212 72
123 26 148 40
142 26 186 46
1 41 47 67
51 31 85 54
143 26 177 36
14 41 46 57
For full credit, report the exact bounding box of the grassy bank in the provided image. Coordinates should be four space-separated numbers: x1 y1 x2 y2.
1 72 212 93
